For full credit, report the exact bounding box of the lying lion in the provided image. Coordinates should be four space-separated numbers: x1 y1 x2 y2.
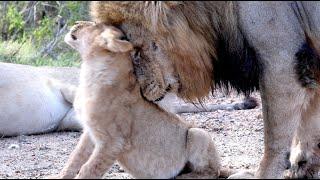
0 63 257 137
50 21 231 179
0 62 81 137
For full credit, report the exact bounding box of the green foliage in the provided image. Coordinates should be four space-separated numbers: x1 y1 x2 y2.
5 4 25 41
0 1 90 67
7 5 25 32
64 1 89 25
33 17 54 45
0 38 80 67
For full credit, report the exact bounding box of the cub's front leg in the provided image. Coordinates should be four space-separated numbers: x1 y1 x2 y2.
75 135 126 179
131 49 170 102
48 131 94 179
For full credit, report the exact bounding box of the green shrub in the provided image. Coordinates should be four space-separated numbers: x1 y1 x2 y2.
0 1 89 67
0 40 80 67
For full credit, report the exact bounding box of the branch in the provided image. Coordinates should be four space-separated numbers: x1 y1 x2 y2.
40 18 68 58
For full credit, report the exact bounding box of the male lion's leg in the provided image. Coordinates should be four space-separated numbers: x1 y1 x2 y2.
50 131 93 179
255 56 310 178
284 91 320 179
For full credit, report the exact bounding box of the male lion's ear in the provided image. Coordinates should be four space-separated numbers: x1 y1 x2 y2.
100 28 133 53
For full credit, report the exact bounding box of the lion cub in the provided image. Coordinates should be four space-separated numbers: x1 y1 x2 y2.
57 21 222 179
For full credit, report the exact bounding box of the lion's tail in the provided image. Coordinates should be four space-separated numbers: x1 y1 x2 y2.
292 2 320 88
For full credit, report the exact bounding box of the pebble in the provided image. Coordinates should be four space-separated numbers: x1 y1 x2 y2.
8 144 20 149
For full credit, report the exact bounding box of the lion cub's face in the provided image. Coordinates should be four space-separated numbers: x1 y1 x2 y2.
64 21 133 58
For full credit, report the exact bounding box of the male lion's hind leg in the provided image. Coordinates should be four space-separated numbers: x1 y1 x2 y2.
47 131 93 179
283 92 320 179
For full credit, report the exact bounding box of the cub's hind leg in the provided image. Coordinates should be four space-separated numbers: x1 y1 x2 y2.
177 128 221 179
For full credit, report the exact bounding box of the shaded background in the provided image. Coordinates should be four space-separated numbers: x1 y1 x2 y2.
0 1 90 67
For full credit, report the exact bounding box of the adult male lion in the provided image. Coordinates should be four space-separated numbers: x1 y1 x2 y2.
90 1 320 178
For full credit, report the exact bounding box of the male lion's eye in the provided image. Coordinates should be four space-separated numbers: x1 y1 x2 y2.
71 34 77 40
152 42 158 50
120 35 128 41
318 143 320 149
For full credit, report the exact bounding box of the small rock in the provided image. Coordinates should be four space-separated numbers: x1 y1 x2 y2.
39 146 50 151
8 144 20 149
257 114 263 119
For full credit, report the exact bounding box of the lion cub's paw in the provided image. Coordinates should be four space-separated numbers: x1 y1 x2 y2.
141 83 166 102
227 170 255 179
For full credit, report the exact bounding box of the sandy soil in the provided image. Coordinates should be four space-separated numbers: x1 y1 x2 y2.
0 91 263 179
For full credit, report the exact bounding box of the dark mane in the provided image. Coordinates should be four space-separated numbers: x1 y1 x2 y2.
90 1 262 101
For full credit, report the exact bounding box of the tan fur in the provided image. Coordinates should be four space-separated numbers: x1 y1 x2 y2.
89 1 320 178
51 22 223 179
283 91 320 179
0 63 81 136
90 1 229 101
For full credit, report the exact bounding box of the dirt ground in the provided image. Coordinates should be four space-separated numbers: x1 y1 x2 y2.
0 91 263 179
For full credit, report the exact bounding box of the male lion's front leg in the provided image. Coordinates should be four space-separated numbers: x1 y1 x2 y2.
255 55 309 178
49 131 94 179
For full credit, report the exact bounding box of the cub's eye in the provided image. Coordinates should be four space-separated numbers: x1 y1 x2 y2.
317 143 320 149
71 34 77 40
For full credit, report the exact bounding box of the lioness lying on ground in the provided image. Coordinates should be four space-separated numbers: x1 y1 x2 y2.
0 63 257 137
0 62 81 136
51 21 229 179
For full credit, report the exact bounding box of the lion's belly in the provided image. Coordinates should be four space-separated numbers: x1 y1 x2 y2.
0 81 70 136
118 117 189 179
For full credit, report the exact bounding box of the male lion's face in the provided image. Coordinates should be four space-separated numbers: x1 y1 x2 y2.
90 1 215 101
119 23 181 101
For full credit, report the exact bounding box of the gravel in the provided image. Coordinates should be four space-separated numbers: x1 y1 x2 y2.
0 91 263 179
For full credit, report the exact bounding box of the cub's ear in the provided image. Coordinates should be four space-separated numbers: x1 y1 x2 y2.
100 27 133 53
106 39 133 53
